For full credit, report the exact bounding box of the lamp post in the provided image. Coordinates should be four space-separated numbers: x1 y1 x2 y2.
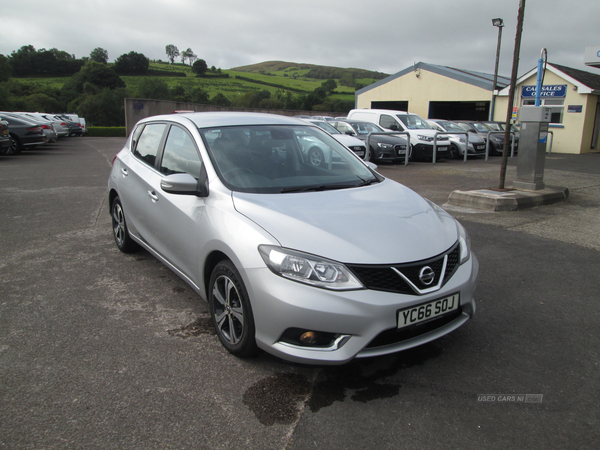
490 18 504 121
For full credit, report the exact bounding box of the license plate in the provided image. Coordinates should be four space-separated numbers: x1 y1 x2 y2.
437 147 448 152
397 293 460 329
355 151 365 157
476 145 485 150
397 150 406 155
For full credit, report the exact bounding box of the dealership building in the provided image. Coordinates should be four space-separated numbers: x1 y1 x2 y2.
355 60 600 154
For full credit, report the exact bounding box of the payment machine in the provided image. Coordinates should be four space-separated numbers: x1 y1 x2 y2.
513 106 552 191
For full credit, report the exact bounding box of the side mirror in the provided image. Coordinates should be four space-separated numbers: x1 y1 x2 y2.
389 124 399 131
345 131 355 136
161 173 207 197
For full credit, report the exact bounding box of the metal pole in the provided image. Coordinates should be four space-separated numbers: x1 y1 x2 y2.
499 0 526 190
490 21 503 121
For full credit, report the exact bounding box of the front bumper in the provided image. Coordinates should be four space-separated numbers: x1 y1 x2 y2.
414 142 451 159
244 253 479 365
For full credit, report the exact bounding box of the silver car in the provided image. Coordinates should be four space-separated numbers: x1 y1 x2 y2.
427 119 486 158
108 112 479 365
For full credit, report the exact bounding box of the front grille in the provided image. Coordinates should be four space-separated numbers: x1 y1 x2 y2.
347 242 460 295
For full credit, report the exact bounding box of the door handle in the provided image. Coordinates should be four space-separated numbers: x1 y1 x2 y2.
121 168 128 176
147 190 159 202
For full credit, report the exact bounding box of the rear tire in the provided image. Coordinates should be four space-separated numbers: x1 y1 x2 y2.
2 136 22 155
111 196 140 253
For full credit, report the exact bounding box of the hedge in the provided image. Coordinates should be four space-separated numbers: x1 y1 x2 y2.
88 127 127 137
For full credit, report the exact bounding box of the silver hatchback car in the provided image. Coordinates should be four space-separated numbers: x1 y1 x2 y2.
108 112 478 365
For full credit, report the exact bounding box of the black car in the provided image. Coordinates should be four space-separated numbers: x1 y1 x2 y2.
330 120 410 162
0 114 46 155
455 121 518 156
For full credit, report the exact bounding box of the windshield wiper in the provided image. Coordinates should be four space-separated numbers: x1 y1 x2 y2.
280 184 359 193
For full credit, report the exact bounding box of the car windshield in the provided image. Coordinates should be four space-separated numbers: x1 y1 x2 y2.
351 122 385 135
200 125 382 194
472 123 491 132
311 121 341 134
396 114 432 130
484 122 503 131
437 121 465 132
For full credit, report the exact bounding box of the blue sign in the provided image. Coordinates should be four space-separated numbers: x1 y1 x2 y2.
567 105 582 113
521 85 567 98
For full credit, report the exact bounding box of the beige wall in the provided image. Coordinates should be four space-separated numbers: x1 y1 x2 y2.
356 70 491 117
494 71 599 154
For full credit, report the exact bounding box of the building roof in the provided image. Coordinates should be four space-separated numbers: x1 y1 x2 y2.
356 62 510 96
498 62 600 95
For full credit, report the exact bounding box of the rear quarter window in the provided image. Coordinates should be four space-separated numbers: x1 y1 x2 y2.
133 123 167 166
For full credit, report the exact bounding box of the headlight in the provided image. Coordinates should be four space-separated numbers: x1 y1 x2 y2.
417 135 434 142
457 222 471 265
259 245 364 290
377 142 393 149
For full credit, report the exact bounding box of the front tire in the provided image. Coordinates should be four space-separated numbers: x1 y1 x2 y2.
449 144 460 159
209 260 258 357
111 196 140 253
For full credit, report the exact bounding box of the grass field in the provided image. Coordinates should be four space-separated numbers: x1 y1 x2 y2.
15 60 387 105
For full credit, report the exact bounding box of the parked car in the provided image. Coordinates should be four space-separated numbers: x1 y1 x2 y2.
58 114 83 136
13 112 57 143
426 119 486 158
0 118 11 153
108 112 479 365
78 117 88 135
454 121 515 156
330 119 410 162
23 112 70 138
0 114 46 154
347 109 451 160
481 121 519 153
306 119 367 160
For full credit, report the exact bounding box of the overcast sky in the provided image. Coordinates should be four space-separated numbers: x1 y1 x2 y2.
2 0 599 77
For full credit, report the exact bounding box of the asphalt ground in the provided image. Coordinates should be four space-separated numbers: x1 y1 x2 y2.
1 138 599 449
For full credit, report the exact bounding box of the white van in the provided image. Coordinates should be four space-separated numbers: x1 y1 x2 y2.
347 109 450 160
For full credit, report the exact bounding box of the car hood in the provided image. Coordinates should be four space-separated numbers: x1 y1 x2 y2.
332 134 366 147
232 179 458 264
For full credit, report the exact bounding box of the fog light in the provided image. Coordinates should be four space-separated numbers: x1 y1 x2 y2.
299 331 318 345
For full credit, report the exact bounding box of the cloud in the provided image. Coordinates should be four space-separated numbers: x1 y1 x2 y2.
1 0 598 76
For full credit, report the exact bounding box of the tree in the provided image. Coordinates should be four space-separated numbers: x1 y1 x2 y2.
114 51 149 75
211 93 231 106
89 47 108 64
135 78 170 100
321 79 337 94
190 86 209 104
75 88 128 127
192 59 208 76
60 61 125 109
181 48 197 66
165 44 179 64
9 45 83 76
0 55 11 82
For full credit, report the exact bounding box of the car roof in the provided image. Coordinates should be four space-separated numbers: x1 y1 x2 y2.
143 111 309 129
